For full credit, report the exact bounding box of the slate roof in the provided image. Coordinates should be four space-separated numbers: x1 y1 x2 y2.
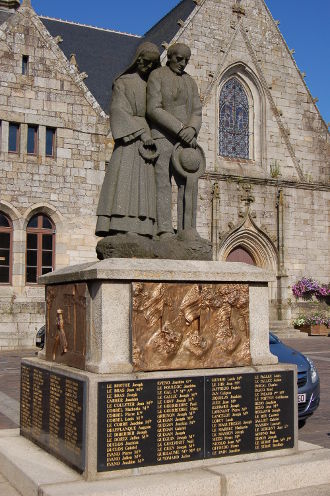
144 0 195 49
0 0 197 113
41 17 141 114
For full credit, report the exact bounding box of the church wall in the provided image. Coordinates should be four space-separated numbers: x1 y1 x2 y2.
284 187 329 283
0 0 329 348
173 0 329 322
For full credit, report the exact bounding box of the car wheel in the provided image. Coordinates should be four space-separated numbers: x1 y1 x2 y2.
298 419 306 429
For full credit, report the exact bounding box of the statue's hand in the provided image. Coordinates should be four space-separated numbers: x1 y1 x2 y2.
178 127 196 146
190 137 197 149
141 132 156 148
143 138 156 148
139 137 159 163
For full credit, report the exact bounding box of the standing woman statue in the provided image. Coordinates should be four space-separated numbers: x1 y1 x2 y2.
95 42 161 239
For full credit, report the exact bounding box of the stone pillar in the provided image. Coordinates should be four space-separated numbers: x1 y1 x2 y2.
1 121 8 152
87 280 133 374
250 284 278 365
39 125 46 158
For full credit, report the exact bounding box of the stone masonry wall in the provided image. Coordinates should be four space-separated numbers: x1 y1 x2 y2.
0 4 109 348
172 0 330 322
0 0 329 348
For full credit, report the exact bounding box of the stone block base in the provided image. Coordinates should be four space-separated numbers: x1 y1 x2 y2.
20 358 298 480
39 259 277 373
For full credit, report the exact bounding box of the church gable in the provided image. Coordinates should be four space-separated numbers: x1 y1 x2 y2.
0 3 108 132
171 0 329 184
0 2 109 230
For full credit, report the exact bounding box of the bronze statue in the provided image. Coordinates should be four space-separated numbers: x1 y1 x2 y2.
95 42 160 238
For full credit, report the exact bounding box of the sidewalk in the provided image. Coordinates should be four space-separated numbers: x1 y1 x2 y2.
1 467 330 496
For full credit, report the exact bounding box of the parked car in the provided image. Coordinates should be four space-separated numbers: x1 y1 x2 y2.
36 325 45 350
269 332 320 428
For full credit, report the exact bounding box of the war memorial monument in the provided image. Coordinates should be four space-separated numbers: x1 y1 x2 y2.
1 40 329 496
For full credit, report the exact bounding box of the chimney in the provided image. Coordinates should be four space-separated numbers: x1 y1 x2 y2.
0 0 20 10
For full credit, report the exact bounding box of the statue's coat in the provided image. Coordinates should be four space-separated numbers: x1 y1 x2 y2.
96 73 156 236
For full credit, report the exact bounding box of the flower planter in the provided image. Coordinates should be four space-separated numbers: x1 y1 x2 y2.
298 324 329 336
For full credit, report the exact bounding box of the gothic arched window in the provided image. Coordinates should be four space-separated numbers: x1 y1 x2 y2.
219 77 249 159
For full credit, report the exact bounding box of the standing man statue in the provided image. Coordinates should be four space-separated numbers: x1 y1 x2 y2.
147 43 203 239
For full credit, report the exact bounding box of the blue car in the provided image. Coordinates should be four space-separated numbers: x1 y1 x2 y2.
269 332 320 428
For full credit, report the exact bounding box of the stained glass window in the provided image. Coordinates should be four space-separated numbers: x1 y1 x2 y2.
219 77 249 159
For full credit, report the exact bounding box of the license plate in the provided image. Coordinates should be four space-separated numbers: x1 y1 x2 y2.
36 337 41 343
298 393 306 403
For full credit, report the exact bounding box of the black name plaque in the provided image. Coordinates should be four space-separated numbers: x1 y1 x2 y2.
98 372 294 471
20 364 86 472
205 372 294 457
98 377 204 471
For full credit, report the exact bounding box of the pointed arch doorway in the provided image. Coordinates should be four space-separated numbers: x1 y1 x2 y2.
226 246 256 266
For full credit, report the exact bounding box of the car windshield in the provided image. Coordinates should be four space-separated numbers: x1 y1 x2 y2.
269 333 279 344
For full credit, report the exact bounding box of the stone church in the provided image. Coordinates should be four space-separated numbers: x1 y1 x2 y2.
0 0 329 349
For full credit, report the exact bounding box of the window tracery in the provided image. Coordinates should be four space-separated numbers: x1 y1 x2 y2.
219 77 249 159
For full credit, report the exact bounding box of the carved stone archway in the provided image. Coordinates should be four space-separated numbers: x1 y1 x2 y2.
218 211 278 273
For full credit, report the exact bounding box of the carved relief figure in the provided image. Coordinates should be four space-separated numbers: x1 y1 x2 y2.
132 282 251 371
96 43 161 238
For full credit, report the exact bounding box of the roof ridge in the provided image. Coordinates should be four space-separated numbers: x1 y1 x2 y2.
39 15 142 38
144 0 189 37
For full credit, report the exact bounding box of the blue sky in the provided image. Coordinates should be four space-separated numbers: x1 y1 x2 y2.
30 0 329 124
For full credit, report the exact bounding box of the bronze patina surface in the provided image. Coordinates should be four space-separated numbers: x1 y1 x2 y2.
46 283 88 370
132 282 251 371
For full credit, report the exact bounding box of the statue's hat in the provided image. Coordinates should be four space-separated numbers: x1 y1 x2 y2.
171 143 206 179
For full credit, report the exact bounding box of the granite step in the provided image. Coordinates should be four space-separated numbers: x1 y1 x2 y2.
1 431 330 496
270 321 309 339
262 484 330 496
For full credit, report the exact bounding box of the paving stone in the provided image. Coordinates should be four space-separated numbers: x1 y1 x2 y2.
0 480 22 496
283 337 330 449
263 484 330 496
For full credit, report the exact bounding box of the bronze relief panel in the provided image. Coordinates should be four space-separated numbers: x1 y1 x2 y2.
46 283 88 370
132 282 251 371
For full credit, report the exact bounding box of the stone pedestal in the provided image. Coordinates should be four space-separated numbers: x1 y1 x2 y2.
16 259 304 488
20 357 297 482
39 259 278 374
